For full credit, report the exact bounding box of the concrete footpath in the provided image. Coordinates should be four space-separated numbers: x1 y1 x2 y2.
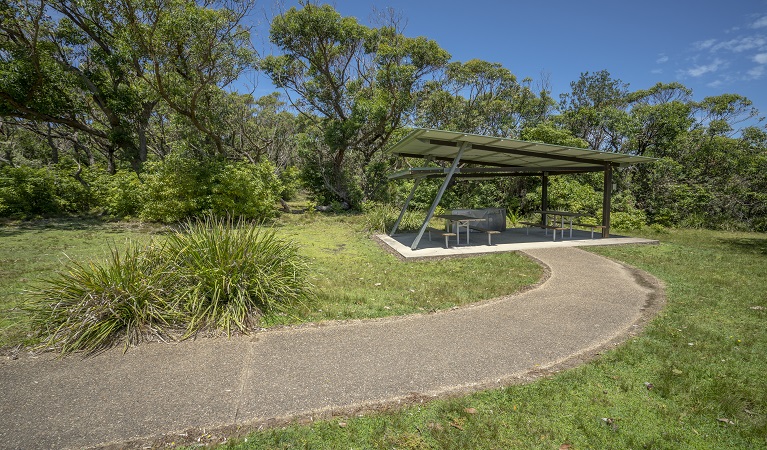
0 247 664 449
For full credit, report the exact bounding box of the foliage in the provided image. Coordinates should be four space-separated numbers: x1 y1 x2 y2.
263 2 450 205
95 170 146 218
416 59 555 136
0 164 91 218
0 0 257 170
361 201 427 234
140 155 282 223
22 216 313 353
165 216 312 336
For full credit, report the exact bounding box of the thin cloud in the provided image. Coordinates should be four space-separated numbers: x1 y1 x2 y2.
754 53 767 64
710 36 767 53
693 39 717 50
747 65 765 79
656 54 669 64
751 15 767 29
680 59 726 77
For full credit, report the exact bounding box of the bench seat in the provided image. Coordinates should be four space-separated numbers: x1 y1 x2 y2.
518 221 567 241
469 226 501 245
426 227 457 248
571 223 606 239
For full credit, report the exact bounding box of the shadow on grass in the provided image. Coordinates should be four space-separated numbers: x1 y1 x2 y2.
0 217 167 236
718 237 767 256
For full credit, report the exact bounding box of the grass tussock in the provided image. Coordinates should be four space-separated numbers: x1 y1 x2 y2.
25 216 312 354
167 216 311 337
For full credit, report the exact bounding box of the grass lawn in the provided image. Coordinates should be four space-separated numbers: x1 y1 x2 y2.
217 228 767 449
0 214 540 348
2 218 765 448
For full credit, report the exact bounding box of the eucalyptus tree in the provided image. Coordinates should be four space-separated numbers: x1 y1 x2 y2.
558 70 631 152
0 0 255 171
623 82 694 157
416 59 554 137
261 1 450 204
216 92 299 167
124 0 256 157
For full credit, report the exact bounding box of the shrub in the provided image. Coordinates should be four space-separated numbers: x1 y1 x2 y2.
209 161 281 220
139 154 209 223
278 166 302 201
95 169 145 217
0 164 93 218
139 155 282 223
610 210 648 231
361 201 434 234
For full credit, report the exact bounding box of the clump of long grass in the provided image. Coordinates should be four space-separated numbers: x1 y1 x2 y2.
362 202 430 234
26 216 312 354
27 241 179 354
167 216 311 337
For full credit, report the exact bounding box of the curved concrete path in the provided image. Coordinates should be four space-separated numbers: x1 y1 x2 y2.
0 247 663 449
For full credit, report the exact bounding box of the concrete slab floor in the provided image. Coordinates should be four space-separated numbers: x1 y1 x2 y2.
376 227 659 259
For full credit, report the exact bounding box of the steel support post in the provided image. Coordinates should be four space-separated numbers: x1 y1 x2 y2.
541 172 549 226
411 142 469 250
389 178 421 236
602 164 613 238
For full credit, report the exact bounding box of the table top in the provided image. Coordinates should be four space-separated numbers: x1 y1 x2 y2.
531 210 586 217
435 214 488 222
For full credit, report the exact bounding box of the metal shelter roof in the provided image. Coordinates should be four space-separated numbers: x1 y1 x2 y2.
387 128 656 178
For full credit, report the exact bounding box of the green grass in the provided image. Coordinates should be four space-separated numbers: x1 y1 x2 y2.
20 216 314 353
270 213 540 325
5 217 764 448
0 220 158 348
0 214 540 348
212 228 767 449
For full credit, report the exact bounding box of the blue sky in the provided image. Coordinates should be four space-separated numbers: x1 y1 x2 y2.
248 0 767 127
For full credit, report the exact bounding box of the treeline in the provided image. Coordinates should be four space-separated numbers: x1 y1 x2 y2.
1 1 766 230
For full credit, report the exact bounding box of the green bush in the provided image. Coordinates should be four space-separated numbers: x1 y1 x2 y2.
278 166 302 201
0 165 59 217
209 161 281 220
140 154 209 223
610 210 647 231
139 155 282 223
0 164 92 218
26 216 313 354
96 169 145 217
361 201 434 234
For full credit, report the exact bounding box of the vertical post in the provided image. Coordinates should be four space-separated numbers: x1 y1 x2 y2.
411 142 469 250
602 164 612 238
541 172 549 226
389 178 421 236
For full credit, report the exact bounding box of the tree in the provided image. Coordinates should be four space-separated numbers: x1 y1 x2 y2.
0 0 255 170
416 59 554 137
558 70 630 152
125 0 256 157
623 82 694 157
262 1 450 205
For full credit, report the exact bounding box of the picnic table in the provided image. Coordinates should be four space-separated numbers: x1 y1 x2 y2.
532 210 587 238
435 214 487 245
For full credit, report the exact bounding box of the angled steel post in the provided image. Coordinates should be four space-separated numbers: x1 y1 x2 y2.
389 178 421 236
602 163 613 238
541 171 549 226
411 142 469 250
